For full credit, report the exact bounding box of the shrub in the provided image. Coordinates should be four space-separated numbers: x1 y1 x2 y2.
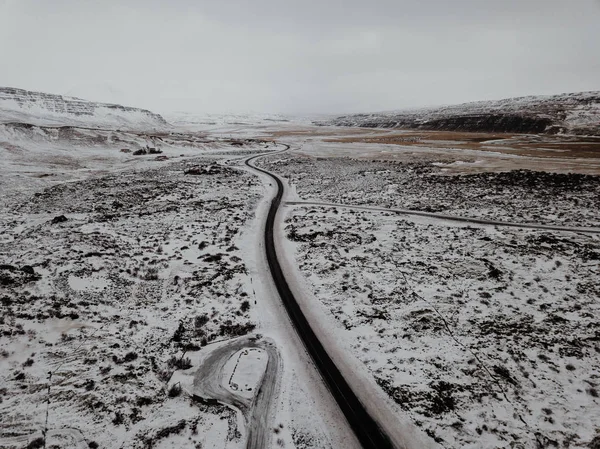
430 381 456 414
168 383 182 397
157 370 171 383
143 267 159 281
136 396 153 407
123 351 138 363
157 420 186 438
172 322 186 342
493 365 518 385
112 411 125 425
218 322 255 337
26 438 44 449
168 356 192 370
183 342 201 351
194 314 209 329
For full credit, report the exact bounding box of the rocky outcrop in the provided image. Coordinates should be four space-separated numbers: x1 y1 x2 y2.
417 114 553 134
321 91 600 136
0 87 167 130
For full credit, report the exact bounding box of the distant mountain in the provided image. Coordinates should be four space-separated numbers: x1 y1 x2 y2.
164 111 292 128
0 87 168 131
319 91 600 136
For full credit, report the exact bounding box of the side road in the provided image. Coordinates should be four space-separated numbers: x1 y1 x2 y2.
286 201 600 234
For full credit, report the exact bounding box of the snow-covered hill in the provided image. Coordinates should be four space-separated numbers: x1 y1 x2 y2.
163 111 298 133
321 91 600 136
0 87 168 131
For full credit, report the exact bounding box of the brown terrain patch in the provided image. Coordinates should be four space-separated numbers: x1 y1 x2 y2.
263 126 600 175
324 130 600 159
267 127 386 139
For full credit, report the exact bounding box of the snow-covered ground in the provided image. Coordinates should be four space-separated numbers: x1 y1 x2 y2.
3 86 600 449
0 153 265 447
252 142 600 448
0 115 353 449
164 111 293 129
259 154 600 227
281 205 599 448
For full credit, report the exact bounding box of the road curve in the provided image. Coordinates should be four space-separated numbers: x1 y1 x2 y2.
286 200 600 234
245 146 396 449
192 335 280 449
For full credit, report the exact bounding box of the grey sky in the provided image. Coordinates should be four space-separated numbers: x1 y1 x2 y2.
1 0 599 114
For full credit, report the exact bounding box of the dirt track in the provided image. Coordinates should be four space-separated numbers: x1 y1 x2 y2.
285 201 600 234
192 335 281 449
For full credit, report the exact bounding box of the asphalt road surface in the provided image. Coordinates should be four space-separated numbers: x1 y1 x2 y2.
245 146 396 449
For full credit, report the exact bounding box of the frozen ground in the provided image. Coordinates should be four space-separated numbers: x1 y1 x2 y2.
0 153 266 448
281 205 599 448
3 93 599 449
259 155 600 227
0 117 354 449
250 140 600 448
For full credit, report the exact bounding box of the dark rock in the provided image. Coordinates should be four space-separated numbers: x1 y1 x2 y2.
51 215 68 224
1 264 39 286
184 165 228 176
419 114 552 134
320 91 600 136
21 265 35 275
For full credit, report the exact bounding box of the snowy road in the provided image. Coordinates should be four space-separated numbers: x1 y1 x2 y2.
285 200 600 234
243 147 398 449
192 335 281 449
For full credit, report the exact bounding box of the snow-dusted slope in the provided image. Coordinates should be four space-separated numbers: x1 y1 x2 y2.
0 87 168 131
322 91 600 136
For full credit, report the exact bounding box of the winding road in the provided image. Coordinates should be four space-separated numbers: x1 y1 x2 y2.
199 143 598 449
244 146 396 449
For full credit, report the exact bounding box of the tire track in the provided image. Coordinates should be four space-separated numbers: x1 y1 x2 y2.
192 335 280 449
286 200 600 234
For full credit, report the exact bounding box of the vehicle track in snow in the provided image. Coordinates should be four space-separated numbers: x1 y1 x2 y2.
192 335 281 449
285 200 600 234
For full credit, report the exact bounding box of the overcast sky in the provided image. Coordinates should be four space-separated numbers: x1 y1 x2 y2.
1 0 599 115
